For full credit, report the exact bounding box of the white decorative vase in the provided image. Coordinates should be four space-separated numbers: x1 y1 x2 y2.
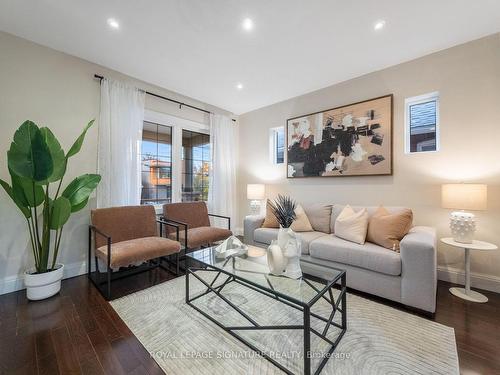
267 227 302 279
24 264 64 301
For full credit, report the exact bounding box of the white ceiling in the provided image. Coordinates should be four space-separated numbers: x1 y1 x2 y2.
1 1 500 115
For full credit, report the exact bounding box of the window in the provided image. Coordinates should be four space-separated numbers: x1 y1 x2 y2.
141 122 172 205
182 130 210 202
140 112 210 206
270 126 285 164
405 92 439 153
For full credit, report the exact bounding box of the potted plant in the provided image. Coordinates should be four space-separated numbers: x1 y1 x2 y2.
267 195 302 279
0 120 101 300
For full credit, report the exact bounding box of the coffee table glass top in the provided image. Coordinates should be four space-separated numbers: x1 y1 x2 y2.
186 246 345 306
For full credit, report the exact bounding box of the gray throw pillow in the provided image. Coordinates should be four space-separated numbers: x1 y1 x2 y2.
302 204 333 234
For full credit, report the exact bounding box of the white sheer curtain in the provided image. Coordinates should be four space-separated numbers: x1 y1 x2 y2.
97 78 145 208
208 114 237 229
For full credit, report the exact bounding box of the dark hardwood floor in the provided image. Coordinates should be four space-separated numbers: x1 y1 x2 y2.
1 268 499 374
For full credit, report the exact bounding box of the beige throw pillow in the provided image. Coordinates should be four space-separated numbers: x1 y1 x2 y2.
334 205 369 245
367 206 413 251
290 204 314 232
261 200 279 228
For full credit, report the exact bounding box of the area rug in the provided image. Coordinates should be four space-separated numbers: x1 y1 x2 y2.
110 272 459 374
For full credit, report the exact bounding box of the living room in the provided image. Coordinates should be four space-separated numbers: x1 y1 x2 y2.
0 1 499 374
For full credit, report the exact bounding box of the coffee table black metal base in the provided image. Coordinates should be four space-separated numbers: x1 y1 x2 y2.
185 259 347 375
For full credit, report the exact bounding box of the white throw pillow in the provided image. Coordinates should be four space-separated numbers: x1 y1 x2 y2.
334 205 369 244
290 204 314 232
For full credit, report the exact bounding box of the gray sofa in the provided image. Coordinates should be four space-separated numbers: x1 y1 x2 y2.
244 204 437 313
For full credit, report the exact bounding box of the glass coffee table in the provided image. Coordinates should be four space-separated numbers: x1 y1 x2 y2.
186 246 347 375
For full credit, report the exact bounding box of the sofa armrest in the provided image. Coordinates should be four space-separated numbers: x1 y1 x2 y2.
243 215 265 245
400 226 437 313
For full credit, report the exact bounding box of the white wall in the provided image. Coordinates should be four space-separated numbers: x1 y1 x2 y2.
0 31 232 294
237 33 500 292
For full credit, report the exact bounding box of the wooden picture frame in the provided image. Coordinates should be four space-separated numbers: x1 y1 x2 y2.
286 94 393 178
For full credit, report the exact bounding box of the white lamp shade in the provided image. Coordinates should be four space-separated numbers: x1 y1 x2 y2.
441 184 487 211
247 184 265 200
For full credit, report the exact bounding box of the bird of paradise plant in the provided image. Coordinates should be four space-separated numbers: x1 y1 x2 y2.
0 120 101 274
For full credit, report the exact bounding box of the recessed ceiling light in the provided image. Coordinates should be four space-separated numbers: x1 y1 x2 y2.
236 83 244 90
242 18 254 31
107 18 120 30
374 20 386 31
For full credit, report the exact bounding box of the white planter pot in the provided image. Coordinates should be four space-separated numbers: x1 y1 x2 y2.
24 264 64 301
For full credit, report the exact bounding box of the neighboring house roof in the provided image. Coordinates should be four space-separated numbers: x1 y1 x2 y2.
410 101 436 135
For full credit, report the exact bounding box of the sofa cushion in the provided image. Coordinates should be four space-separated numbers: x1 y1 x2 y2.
97 237 181 268
253 228 328 255
309 235 401 276
163 201 210 229
253 227 278 245
91 205 157 249
169 227 232 248
303 204 333 233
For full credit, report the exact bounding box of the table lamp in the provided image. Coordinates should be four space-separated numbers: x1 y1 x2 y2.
441 183 487 243
247 184 265 215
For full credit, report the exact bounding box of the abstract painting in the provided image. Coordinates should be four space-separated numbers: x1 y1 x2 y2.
286 95 393 178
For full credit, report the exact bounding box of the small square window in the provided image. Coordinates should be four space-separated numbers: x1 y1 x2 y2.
405 92 439 153
270 127 285 164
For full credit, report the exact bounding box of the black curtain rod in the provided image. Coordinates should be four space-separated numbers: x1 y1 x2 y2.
94 74 236 122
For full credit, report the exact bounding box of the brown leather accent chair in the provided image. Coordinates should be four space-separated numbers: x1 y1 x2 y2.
88 205 181 299
162 201 232 251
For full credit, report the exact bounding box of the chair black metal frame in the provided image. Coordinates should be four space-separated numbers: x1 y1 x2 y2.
88 219 181 300
159 213 231 273
208 213 231 231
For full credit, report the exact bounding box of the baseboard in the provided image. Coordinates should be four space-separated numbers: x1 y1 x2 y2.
4 260 497 296
438 266 500 293
0 261 87 296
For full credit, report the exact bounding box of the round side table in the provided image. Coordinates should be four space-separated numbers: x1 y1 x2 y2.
441 237 497 303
